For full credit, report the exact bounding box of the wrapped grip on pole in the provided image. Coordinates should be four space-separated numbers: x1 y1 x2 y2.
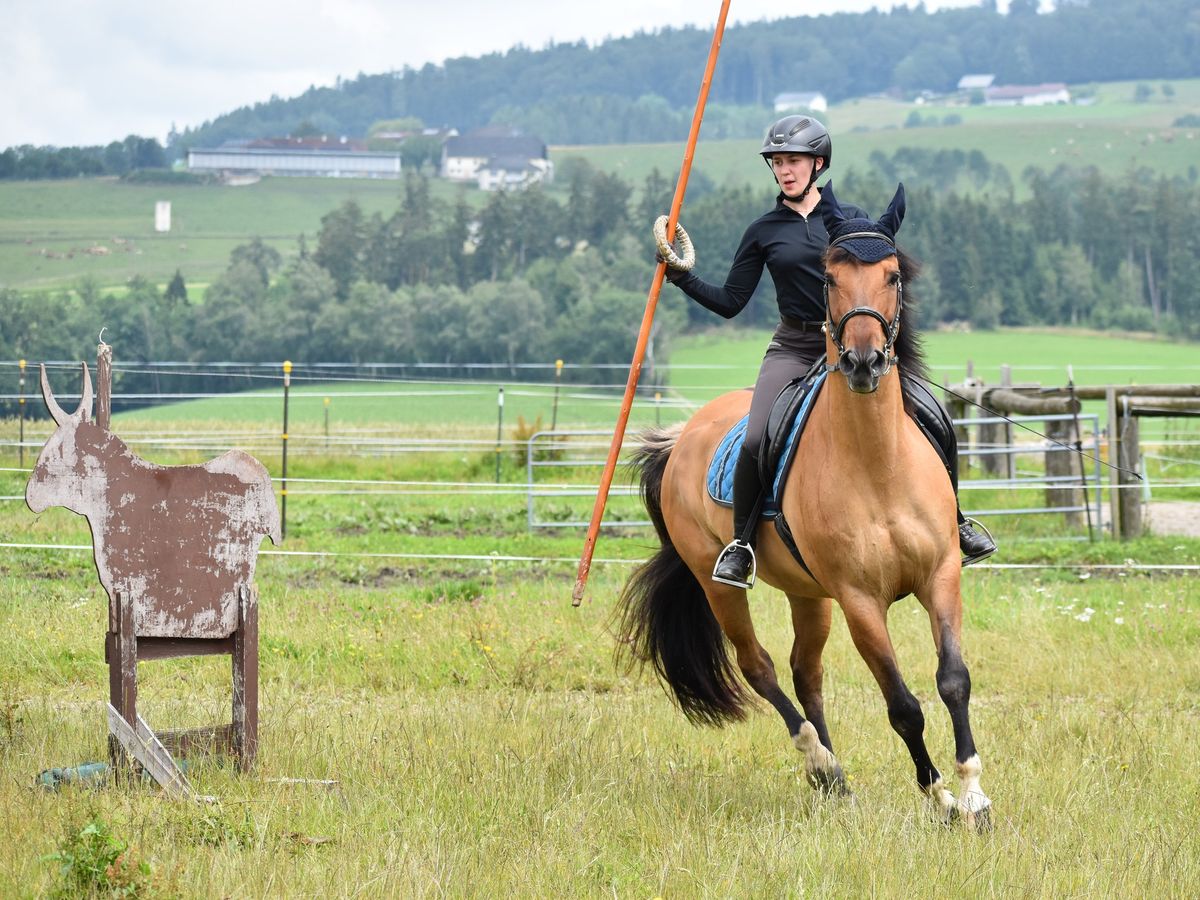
653 216 696 272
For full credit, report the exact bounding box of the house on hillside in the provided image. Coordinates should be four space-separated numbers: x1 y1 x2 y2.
188 136 401 179
773 92 828 114
441 127 552 190
984 83 1071 107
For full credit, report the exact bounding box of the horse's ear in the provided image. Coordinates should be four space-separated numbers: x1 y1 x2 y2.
879 183 906 235
820 181 847 234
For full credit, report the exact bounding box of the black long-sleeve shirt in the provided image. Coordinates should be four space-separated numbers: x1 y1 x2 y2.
672 189 867 323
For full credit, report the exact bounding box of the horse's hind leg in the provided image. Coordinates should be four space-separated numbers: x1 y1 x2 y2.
704 584 843 792
787 594 846 793
839 595 960 822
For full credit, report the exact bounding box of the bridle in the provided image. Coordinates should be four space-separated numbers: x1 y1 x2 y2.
822 231 903 379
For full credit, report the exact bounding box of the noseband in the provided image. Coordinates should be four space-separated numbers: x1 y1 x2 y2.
822 231 903 378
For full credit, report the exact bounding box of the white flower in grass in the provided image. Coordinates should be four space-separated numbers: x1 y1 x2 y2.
1115 617 1125 625
1075 607 1095 623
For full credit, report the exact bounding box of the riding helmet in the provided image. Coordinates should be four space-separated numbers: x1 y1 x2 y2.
759 115 832 170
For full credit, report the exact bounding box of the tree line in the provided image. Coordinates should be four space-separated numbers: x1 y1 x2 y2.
2 155 1198 414
176 0 1199 148
0 136 167 180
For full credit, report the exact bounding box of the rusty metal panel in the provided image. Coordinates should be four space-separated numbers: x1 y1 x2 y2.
26 362 280 639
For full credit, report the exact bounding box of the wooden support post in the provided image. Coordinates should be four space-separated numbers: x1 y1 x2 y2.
107 591 138 770
96 340 112 430
232 586 259 771
979 366 1010 476
1117 399 1142 539
1106 386 1120 538
1045 418 1083 528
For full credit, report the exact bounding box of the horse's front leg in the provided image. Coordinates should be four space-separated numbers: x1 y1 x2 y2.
787 593 847 793
705 583 842 791
839 594 961 823
924 568 992 830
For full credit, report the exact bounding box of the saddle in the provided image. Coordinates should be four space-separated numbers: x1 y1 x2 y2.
706 366 828 579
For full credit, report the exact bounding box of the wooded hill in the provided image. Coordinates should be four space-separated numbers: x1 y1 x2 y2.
179 0 1199 148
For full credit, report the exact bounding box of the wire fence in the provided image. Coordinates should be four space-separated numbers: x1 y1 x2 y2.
2 358 1197 543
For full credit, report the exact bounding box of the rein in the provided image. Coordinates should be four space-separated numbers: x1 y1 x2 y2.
822 232 903 378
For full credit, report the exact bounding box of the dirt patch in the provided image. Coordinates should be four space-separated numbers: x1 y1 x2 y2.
1145 501 1200 538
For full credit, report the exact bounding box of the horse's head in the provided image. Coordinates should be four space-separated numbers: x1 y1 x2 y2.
821 182 907 394
26 363 96 515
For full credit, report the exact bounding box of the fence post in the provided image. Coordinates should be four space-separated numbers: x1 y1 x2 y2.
281 360 291 540
1105 386 1120 538
551 359 563 431
323 396 330 450
1117 396 1142 539
495 386 505 484
655 391 662 426
1045 417 1083 529
17 359 26 469
96 340 112 431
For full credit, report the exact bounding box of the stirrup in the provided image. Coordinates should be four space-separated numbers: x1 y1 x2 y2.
960 517 996 567
712 540 757 589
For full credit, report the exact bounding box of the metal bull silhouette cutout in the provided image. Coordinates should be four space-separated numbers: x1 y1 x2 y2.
27 362 280 770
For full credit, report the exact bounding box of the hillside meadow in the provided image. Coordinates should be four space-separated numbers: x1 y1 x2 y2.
2 78 1197 293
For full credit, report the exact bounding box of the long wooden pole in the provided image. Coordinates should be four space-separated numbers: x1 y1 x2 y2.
572 0 733 606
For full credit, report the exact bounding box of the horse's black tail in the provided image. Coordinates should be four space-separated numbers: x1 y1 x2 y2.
615 425 748 727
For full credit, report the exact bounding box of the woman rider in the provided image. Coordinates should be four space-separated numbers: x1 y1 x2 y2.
660 115 996 588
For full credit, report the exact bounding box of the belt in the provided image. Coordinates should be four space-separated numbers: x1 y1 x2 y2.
779 317 826 333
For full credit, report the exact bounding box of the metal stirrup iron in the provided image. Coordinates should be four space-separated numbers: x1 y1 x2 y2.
712 539 757 589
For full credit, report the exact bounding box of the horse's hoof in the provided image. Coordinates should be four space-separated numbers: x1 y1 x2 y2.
964 803 993 833
807 765 851 797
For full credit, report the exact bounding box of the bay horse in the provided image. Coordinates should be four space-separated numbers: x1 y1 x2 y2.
617 184 992 829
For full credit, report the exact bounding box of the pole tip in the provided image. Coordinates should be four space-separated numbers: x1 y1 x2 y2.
283 360 293 374
19 359 26 369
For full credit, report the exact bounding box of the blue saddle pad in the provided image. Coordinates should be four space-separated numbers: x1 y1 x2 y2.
706 370 827 516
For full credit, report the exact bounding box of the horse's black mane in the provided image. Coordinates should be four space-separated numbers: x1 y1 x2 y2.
825 245 930 388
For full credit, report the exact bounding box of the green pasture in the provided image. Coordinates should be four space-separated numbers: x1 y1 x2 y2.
1 445 1199 895
2 335 1200 894
2 78 1198 294
34 327 1195 437
670 325 1200 398
557 78 1200 198
0 175 473 293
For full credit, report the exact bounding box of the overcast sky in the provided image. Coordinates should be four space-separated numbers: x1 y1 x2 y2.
2 0 998 148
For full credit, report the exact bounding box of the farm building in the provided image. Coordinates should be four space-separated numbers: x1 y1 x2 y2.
440 127 552 188
984 83 1071 106
773 91 828 113
188 137 402 179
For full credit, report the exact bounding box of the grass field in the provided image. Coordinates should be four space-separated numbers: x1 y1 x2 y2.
555 78 1200 199
1 434 1199 895
3 324 1200 894
0 176 471 294
2 78 1197 294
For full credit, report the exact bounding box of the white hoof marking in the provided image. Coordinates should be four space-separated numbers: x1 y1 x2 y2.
793 721 842 789
956 754 992 828
924 778 959 823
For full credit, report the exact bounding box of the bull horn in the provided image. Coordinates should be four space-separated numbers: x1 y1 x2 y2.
40 364 68 426
78 362 94 422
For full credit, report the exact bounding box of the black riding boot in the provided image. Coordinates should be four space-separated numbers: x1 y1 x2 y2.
904 378 997 566
712 446 767 589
